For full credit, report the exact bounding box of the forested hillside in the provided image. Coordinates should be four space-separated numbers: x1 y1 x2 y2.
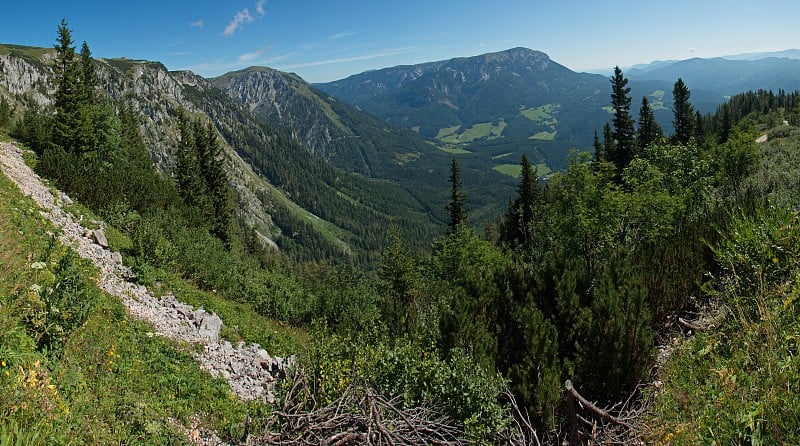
3 19 800 445
0 39 440 263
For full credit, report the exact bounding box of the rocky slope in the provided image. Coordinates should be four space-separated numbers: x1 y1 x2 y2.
0 141 293 403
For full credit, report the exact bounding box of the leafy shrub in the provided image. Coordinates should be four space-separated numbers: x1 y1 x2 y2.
713 205 800 307
300 333 510 443
12 251 98 355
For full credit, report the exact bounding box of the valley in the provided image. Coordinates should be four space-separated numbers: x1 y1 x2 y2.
3 13 800 444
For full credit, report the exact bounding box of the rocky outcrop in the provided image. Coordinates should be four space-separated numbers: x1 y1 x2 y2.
0 141 291 402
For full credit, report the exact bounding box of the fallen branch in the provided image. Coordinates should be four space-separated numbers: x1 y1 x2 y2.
254 366 470 445
565 380 632 429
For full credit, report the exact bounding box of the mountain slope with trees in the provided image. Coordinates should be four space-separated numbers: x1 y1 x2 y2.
0 40 440 261
4 21 800 444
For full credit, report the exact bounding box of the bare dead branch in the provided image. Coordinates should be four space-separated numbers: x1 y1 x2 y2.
253 366 470 446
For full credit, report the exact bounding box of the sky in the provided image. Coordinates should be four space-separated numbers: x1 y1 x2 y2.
1 0 798 83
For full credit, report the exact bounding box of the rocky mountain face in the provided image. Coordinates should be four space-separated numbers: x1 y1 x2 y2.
212 67 343 157
0 44 440 259
211 66 446 178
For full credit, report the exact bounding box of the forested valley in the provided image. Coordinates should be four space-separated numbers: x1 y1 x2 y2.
3 20 800 445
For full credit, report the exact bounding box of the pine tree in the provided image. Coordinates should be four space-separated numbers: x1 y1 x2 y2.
671 78 694 145
592 129 604 164
602 122 614 165
79 41 98 105
718 104 732 144
51 19 81 152
502 155 539 245
693 110 706 141
609 66 636 176
637 96 663 149
197 122 233 245
175 114 233 245
0 97 12 129
445 157 467 232
176 114 205 210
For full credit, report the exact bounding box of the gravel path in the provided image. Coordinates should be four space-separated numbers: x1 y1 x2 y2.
0 142 291 405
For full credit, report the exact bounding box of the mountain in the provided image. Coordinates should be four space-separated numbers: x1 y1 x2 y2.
0 43 440 261
722 48 800 61
212 65 522 226
316 47 609 139
212 66 440 177
626 54 800 96
315 47 725 172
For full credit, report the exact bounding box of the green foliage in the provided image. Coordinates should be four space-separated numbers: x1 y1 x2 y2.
12 249 100 356
175 114 234 245
445 157 468 232
0 97 13 130
300 333 509 443
0 164 265 444
637 96 664 148
671 78 695 144
609 66 636 177
12 106 52 154
648 207 800 444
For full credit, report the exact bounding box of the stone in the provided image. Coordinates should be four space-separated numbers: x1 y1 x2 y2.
256 349 271 368
93 228 109 247
198 313 224 341
110 252 123 264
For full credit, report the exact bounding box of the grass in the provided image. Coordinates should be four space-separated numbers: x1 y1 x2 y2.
438 146 471 155
394 151 421 165
0 166 271 444
529 131 556 140
436 125 461 140
439 121 506 144
492 163 551 178
649 89 668 110
520 104 559 123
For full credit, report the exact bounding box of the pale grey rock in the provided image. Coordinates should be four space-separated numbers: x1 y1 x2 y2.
93 228 109 247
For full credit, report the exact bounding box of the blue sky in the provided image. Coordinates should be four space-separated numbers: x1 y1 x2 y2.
1 0 798 83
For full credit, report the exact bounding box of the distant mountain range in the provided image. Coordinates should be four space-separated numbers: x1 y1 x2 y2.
315 48 730 173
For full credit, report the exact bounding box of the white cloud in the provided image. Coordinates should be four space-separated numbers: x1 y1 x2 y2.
189 19 204 28
224 8 254 36
255 0 266 17
238 46 270 63
278 47 417 70
689 47 697 54
329 31 357 41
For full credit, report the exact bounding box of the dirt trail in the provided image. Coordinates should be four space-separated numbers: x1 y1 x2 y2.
0 142 291 404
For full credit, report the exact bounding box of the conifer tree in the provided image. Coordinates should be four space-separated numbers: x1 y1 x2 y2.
79 41 98 105
502 154 539 245
671 78 694 145
694 110 706 141
637 96 663 149
592 129 604 164
718 104 732 144
51 19 81 152
609 66 636 176
602 122 614 165
175 114 233 245
176 114 205 210
445 157 467 232
0 97 11 129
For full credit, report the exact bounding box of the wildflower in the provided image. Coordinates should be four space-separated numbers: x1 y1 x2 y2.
30 261 46 270
29 284 42 294
1 360 5 367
